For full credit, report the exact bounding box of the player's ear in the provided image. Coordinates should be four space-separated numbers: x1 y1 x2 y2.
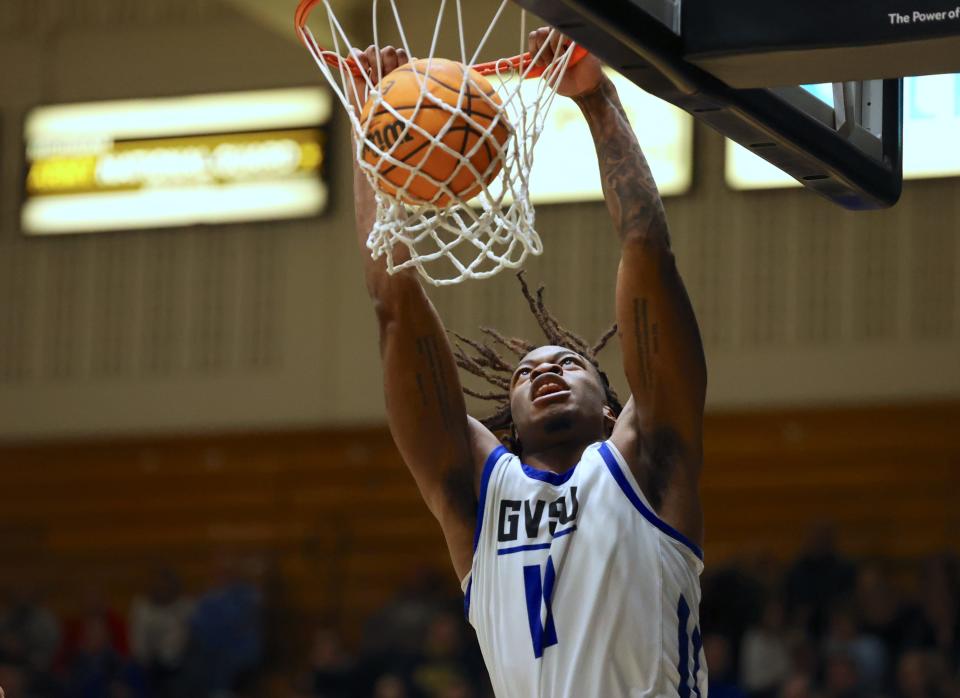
602 405 617 436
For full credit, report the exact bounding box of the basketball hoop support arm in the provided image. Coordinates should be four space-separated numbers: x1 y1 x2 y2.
510 0 903 209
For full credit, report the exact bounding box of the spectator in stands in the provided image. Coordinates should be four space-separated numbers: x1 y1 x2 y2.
822 605 887 691
901 557 959 663
59 585 130 670
258 556 295 674
370 673 411 698
307 626 357 698
778 673 818 698
178 554 262 697
705 633 747 698
926 653 957 698
65 615 146 698
822 650 863 698
409 609 484 698
128 568 193 698
854 564 905 668
0 582 61 674
895 650 943 698
788 635 821 682
361 567 446 662
741 597 792 698
785 523 857 636
700 565 765 654
435 674 476 698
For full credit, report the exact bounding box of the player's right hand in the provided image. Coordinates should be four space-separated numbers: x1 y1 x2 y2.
347 45 410 109
528 27 604 99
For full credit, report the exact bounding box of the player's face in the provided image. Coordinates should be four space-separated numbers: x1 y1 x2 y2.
509 345 609 447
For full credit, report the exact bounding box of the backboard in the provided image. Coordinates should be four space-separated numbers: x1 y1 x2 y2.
504 0 960 209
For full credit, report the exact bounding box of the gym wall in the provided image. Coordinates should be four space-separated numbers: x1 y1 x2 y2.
0 0 957 440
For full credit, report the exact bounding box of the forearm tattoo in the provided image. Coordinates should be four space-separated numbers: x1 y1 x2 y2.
575 78 670 247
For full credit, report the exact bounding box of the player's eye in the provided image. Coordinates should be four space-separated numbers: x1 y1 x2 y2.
515 367 531 379
561 356 578 366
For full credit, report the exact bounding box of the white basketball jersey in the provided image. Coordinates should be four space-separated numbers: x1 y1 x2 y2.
463 440 707 698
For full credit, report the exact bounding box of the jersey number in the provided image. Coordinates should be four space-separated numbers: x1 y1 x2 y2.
523 556 558 659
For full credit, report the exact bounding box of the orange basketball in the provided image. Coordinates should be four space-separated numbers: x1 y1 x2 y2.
360 58 510 207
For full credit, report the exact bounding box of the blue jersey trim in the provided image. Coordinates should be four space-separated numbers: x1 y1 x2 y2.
678 595 691 698
520 460 578 485
692 625 703 698
465 445 508 619
552 524 577 540
463 578 472 619
598 441 704 561
499 541 552 556
496 525 578 556
473 445 508 553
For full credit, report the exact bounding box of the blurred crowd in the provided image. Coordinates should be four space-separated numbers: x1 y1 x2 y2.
698 528 959 698
0 556 262 698
0 530 958 698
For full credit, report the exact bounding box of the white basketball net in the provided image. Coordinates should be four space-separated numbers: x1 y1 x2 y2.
297 1 577 285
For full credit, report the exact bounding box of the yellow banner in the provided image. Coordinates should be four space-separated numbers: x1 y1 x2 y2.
27 128 325 196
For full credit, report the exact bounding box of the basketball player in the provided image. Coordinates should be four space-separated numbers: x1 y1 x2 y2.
347 28 707 697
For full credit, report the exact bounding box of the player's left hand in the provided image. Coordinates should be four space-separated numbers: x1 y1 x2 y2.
346 44 411 109
528 27 604 99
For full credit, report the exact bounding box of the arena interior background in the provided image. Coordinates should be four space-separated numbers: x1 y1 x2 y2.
0 0 957 648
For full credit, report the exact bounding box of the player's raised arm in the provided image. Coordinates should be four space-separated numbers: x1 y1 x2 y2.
346 46 500 580
530 30 707 544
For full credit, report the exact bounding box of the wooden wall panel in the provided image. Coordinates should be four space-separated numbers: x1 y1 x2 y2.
0 403 958 643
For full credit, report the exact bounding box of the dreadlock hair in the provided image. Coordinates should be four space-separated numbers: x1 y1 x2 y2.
451 272 622 450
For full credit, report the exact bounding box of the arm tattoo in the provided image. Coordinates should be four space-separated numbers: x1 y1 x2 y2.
633 297 656 389
414 372 429 407
575 78 670 247
416 333 474 517
416 333 454 430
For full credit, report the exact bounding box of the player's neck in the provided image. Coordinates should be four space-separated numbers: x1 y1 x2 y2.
521 434 600 475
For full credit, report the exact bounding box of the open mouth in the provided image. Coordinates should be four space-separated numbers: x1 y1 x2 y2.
531 375 570 402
